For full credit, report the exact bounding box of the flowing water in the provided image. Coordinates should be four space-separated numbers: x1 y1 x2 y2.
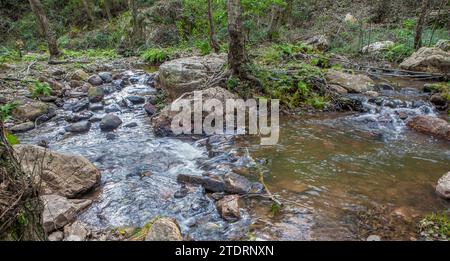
17 71 450 241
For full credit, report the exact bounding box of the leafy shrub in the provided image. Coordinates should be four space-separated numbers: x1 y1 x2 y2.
0 46 21 64
141 48 174 64
31 82 52 97
383 43 413 63
0 102 17 122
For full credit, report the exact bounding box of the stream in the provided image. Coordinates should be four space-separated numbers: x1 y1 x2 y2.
17 70 450 241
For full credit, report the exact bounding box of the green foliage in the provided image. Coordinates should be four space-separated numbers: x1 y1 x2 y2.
62 49 118 59
6 133 20 145
427 82 450 102
31 82 52 97
0 102 17 122
402 18 416 30
141 48 175 64
419 212 450 241
0 46 21 64
305 95 328 109
383 43 414 63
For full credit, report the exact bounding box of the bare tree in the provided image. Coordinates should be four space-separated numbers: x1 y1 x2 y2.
128 0 140 41
103 0 113 21
28 0 60 59
208 0 220 53
82 0 96 25
414 0 431 50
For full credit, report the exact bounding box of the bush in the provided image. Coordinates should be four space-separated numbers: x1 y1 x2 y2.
419 212 450 241
141 48 174 64
383 43 414 63
31 82 52 97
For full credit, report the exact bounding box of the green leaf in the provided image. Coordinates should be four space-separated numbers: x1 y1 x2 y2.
6 133 19 145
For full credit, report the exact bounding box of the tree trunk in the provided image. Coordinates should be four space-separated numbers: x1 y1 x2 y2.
414 0 431 50
0 123 44 241
227 0 246 77
82 0 95 25
104 0 113 21
28 0 60 59
128 0 140 41
208 0 220 53
281 0 294 25
267 4 283 41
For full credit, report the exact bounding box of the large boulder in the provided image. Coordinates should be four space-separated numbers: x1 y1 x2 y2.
399 47 450 74
326 70 375 93
151 87 237 136
436 172 450 199
362 41 395 54
14 145 101 198
435 39 450 52
145 218 182 241
87 86 104 103
12 100 49 121
42 194 92 233
157 54 227 99
407 115 450 140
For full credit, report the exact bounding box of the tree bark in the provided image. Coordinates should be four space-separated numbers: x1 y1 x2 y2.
281 0 294 25
82 0 95 25
104 0 113 21
267 4 283 41
28 0 60 59
128 0 140 41
414 0 431 50
227 0 246 77
208 0 220 53
0 122 44 241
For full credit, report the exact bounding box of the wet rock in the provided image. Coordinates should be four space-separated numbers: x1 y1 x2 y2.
412 100 428 108
71 98 90 112
10 122 35 133
69 69 89 81
326 70 374 93
147 95 157 105
362 41 395 54
12 100 49 121
88 74 104 86
177 174 225 193
399 47 450 74
64 221 89 241
65 111 94 123
41 194 92 233
113 79 128 90
336 97 364 112
223 172 252 195
423 84 434 93
89 103 104 111
144 103 157 116
407 115 450 140
106 133 118 141
430 93 447 107
98 72 113 83
365 91 379 97
397 111 409 120
126 95 146 104
174 185 189 199
152 87 237 136
158 54 227 99
145 218 182 241
65 121 91 133
100 114 122 131
436 172 450 199
37 139 49 148
14 145 101 198
105 103 121 113
124 122 138 128
69 80 84 88
216 195 241 222
48 231 64 241
89 115 104 123
88 86 104 103
49 68 65 77
38 95 58 104
304 35 329 51
376 83 394 91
